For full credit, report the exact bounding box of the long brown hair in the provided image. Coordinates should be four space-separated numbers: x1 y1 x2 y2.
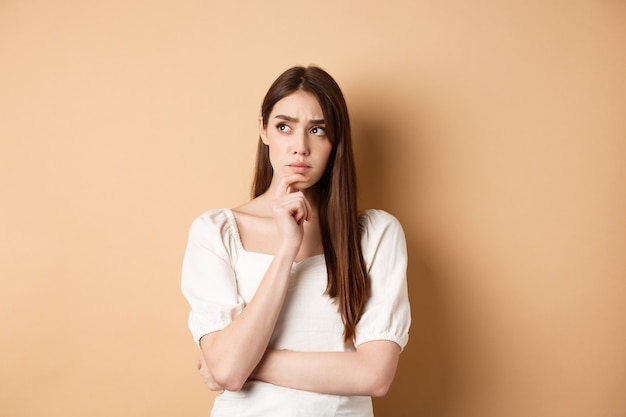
252 65 368 344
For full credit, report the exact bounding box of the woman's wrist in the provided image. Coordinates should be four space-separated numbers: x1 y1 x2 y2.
275 244 300 262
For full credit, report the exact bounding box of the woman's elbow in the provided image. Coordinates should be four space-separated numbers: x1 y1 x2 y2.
210 366 249 392
202 356 249 392
200 336 250 391
367 377 394 398
220 378 247 392
363 362 398 397
357 341 401 397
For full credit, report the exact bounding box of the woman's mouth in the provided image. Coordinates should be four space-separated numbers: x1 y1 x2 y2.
288 163 311 174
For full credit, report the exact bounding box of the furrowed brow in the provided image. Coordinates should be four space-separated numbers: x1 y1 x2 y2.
274 114 298 122
273 115 325 125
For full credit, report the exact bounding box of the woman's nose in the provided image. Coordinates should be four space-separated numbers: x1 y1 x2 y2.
292 131 309 155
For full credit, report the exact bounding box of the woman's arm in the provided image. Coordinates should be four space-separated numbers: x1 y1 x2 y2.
248 211 410 397
251 341 401 397
199 174 312 392
199 248 297 391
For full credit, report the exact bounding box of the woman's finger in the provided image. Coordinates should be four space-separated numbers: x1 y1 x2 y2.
277 174 310 197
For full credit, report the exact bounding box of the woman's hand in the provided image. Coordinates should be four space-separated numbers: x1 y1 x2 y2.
271 174 311 251
197 355 225 391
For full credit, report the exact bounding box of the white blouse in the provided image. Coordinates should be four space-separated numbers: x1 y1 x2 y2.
181 208 411 417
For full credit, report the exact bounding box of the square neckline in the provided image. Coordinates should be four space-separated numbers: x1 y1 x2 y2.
223 208 325 267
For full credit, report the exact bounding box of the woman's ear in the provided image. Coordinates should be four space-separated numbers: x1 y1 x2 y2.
259 117 269 145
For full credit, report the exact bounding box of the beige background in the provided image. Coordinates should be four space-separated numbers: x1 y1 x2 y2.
1 1 625 416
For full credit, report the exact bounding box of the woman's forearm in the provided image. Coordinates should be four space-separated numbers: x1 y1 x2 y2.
200 246 298 391
252 341 401 397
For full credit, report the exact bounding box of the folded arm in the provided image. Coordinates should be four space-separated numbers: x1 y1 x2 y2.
251 340 401 397
195 175 314 391
198 247 297 391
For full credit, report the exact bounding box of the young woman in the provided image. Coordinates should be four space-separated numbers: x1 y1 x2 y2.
181 65 410 416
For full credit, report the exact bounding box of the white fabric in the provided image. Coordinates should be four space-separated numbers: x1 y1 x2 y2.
181 208 411 417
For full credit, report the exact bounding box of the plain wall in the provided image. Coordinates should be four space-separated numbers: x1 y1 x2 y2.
1 1 625 416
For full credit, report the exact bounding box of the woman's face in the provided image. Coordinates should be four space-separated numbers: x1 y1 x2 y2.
260 90 332 191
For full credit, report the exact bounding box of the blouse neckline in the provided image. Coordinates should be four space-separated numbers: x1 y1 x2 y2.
223 208 325 267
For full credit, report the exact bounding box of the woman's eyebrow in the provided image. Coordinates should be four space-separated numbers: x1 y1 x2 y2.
274 114 298 122
273 114 325 124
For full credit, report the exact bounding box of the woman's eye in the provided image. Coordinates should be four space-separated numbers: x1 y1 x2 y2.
277 123 291 133
310 126 326 136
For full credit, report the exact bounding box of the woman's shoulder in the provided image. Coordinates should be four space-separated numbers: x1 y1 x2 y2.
190 207 236 231
359 209 406 251
187 208 242 254
359 209 403 232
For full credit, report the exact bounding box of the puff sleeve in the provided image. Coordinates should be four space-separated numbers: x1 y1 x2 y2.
355 210 411 351
181 209 243 345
